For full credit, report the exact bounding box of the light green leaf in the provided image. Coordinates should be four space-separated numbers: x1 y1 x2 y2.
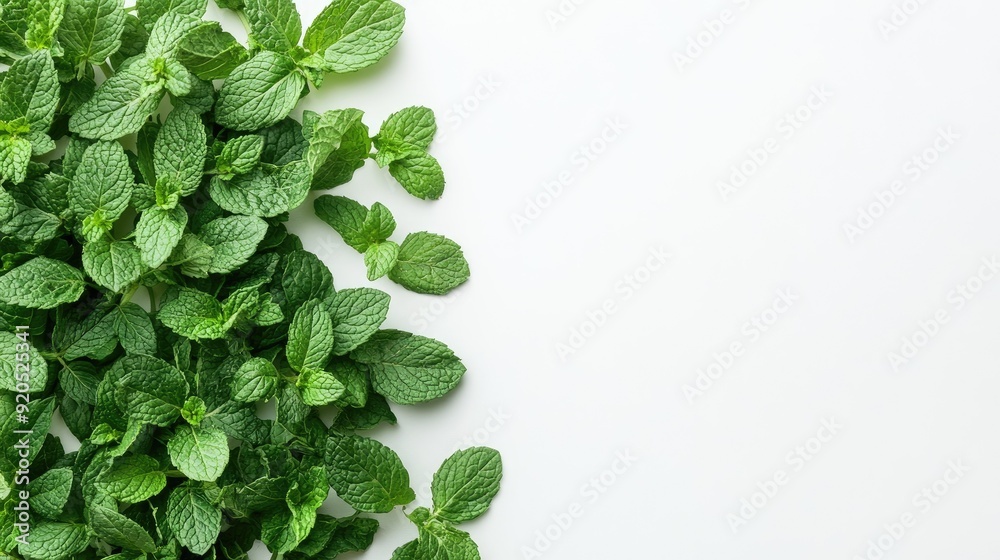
112 302 157 355
415 521 481 560
136 0 206 33
153 106 207 196
198 215 268 274
297 367 346 406
98 455 167 503
303 108 364 175
167 424 229 482
286 300 334 373
329 287 390 355
313 195 370 253
158 288 227 340
0 136 32 185
167 483 221 555
281 250 334 310
58 0 127 72
351 330 466 405
324 433 414 513
207 160 311 217
364 240 398 281
69 61 166 140
26 468 72 519
89 504 157 553
177 22 249 80
135 205 187 268
0 258 85 309
215 51 305 131
25 0 65 52
116 354 188 426
389 232 470 295
388 153 445 200
216 134 263 176
244 0 300 53
302 0 405 73
231 357 278 402
82 240 143 293
0 50 59 133
70 141 134 233
431 447 502 523
373 106 436 167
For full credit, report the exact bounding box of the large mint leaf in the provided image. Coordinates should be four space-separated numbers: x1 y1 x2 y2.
154 106 207 197
388 232 470 295
135 205 187 268
17 522 90 560
69 60 165 140
329 288 389 355
324 433 415 513
167 424 229 482
82 240 144 293
198 215 268 274
0 258 85 309
158 288 227 340
286 300 335 373
178 22 249 80
302 0 405 73
89 504 157 553
70 140 134 233
244 0 301 53
116 354 188 427
167 483 222 555
207 160 311 217
431 447 502 523
0 50 59 133
215 51 305 131
98 455 167 503
350 330 465 404
58 0 127 73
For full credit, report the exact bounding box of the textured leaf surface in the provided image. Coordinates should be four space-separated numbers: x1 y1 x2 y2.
167 424 229 482
0 258 85 309
389 232 470 295
431 447 503 523
351 330 465 404
329 288 389 355
325 433 415 513
167 483 222 555
216 51 305 131
303 0 405 73
98 455 167 503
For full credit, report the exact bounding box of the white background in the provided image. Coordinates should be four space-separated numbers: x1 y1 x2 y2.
61 0 1000 558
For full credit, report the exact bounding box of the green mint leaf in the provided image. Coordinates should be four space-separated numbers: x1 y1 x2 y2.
286 467 329 546
70 141 134 232
17 522 90 560
89 504 157 553
333 392 396 431
297 367 346 406
373 106 436 167
57 305 118 361
215 51 305 131
389 232 470 295
232 357 279 402
136 0 207 33
0 50 59 135
286 299 335 373
167 483 222 555
198 215 268 274
181 395 207 425
415 521 481 560
207 160 311 217
351 330 466 405
25 0 65 52
390 540 419 560
26 467 72 519
303 108 364 176
364 240 399 281
57 359 100 405
167 233 215 278
216 134 263 176
158 288 227 339
98 455 167 503
69 61 166 140
2 396 54 466
58 0 127 73
281 250 335 309
324 433 415 513
0 0 30 56
431 447 502 523
112 302 157 355
167 424 229 482
154 106 207 197
388 152 445 200
244 0 301 53
302 0 405 73
0 257 85 309
135 205 187 268
329 287 389 355
0 136 32 184
313 195 370 252
117 354 189 427
82 239 144 293
177 21 249 80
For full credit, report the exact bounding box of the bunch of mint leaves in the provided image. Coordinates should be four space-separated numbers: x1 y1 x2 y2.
0 0 502 558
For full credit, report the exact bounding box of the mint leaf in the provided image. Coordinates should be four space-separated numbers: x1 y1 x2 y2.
298 367 346 406
303 108 364 176
198 215 268 274
25 0 65 52
89 504 157 553
135 205 188 268
98 455 167 503
154 106 207 197
71 140 134 239
0 257 85 309
18 522 91 560
216 134 263 177
364 240 399 281
415 521 481 560
431 447 502 523
244 0 301 53
69 61 166 140
167 483 222 555
329 287 389 355
389 232 470 295
0 136 32 185
136 0 207 33
167 424 229 482
216 51 305 131
351 330 465 405
27 467 73 519
314 195 370 252
207 160 311 217
389 153 445 200
325 433 415 513
158 288 227 339
373 106 436 167
232 357 278 402
113 302 157 355
281 250 335 309
82 240 144 293
59 0 127 73
117 354 189 427
0 50 59 133
302 0 405 73
287 299 335 373
177 22 249 80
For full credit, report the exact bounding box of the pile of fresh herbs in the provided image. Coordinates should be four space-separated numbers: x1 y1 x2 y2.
0 0 502 558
